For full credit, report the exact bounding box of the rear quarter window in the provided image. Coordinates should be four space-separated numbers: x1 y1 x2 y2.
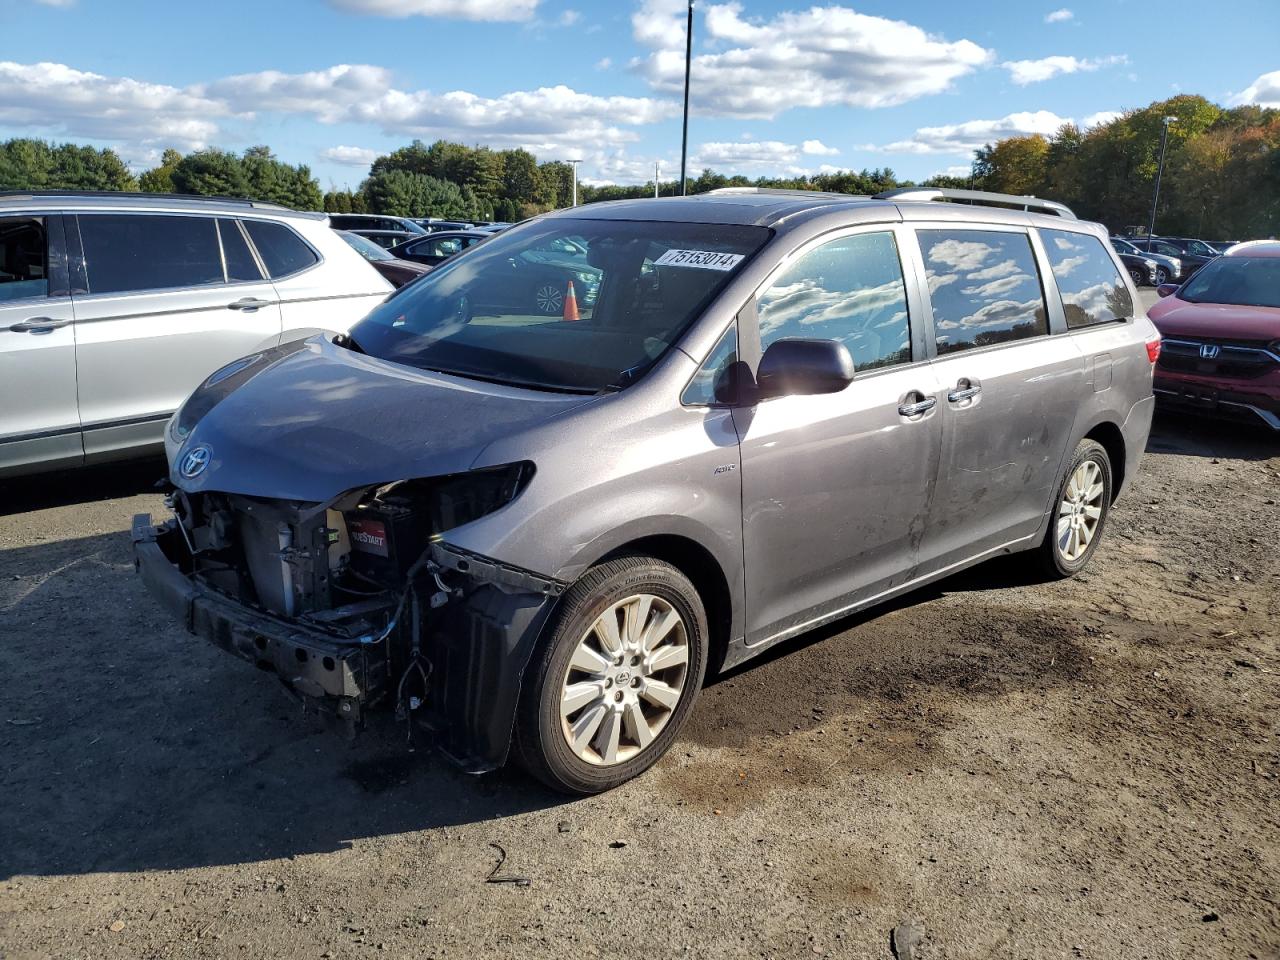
242 220 318 279
1040 229 1132 329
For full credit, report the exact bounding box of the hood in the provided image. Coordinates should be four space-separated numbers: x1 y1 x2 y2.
171 336 597 502
1148 296 1280 343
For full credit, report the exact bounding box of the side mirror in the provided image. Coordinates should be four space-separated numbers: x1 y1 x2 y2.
756 338 855 400
1156 283 1179 298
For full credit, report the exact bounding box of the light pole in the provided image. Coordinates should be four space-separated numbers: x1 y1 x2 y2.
568 159 581 207
654 161 660 199
1147 115 1178 239
679 0 694 196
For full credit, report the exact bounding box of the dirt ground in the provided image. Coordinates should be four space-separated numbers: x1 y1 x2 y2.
2 407 1278 959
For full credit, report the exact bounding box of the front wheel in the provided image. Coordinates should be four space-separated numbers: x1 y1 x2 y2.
1037 439 1113 579
1128 267 1148 287
514 556 708 794
533 282 563 315
1155 266 1172 285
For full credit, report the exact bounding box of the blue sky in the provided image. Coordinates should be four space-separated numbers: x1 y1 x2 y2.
2 0 1278 190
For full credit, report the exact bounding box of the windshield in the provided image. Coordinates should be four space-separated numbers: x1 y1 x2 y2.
349 218 771 393
339 231 395 262
1185 239 1217 257
1111 238 1138 255
1177 257 1280 309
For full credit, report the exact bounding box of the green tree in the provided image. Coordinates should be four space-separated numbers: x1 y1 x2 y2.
973 135 1050 195
171 149 250 198
139 148 183 193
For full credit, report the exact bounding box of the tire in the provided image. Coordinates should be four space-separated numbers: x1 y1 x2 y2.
1127 267 1147 287
1037 439 1113 579
514 555 708 794
1155 266 1171 285
533 282 563 315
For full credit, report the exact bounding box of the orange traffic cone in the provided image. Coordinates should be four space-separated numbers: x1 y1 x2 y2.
562 280 580 321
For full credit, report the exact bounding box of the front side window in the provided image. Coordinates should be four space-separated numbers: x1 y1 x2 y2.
242 220 317 279
1185 240 1217 258
79 214 223 295
0 216 48 302
1041 229 1132 328
756 231 911 372
917 229 1047 355
350 218 770 393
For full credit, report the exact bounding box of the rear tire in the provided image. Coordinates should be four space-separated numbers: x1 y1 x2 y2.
514 556 708 794
1037 439 1113 579
1127 267 1147 287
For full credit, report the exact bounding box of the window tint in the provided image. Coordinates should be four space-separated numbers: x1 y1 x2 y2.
917 229 1047 355
1041 229 1132 328
0 216 48 302
682 323 738 405
756 231 911 372
243 220 317 278
79 214 223 295
219 220 262 282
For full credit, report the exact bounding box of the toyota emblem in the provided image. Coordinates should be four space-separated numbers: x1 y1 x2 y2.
179 444 213 479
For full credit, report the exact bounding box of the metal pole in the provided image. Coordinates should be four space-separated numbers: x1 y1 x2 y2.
569 159 581 207
654 161 660 199
1147 116 1176 238
679 0 694 196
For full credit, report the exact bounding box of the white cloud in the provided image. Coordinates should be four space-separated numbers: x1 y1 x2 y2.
1051 255 1088 278
558 9 580 26
35 0 76 6
802 139 839 156
928 239 996 271
932 164 972 178
0 61 230 149
960 274 1032 298
1229 69 1280 108
595 57 612 70
1044 8 1073 22
325 0 539 21
1002 54 1126 85
632 1 992 119
876 110 1070 155
1082 110 1121 128
205 65 393 124
320 145 379 166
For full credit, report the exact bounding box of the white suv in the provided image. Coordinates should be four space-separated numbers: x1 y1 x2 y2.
0 192 393 478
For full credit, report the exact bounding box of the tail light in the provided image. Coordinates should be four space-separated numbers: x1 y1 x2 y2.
1146 334 1162 364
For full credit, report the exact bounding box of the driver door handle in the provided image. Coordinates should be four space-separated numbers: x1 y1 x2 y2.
227 297 273 311
898 396 937 418
9 316 71 332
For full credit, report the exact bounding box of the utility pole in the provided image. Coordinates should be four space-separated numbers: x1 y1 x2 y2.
679 0 694 196
654 161 660 199
568 159 582 207
1146 116 1178 238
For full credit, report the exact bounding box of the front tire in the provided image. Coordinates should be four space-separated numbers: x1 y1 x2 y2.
1037 439 1113 579
514 556 708 794
1155 266 1172 285
1127 267 1148 287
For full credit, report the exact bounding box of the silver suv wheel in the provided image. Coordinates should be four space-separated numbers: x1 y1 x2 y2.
1056 460 1105 561
559 594 689 765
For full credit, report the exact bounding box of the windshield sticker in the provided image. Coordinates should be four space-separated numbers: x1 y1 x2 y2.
653 249 746 271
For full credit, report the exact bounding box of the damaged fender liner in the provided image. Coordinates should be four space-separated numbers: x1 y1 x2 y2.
132 514 567 772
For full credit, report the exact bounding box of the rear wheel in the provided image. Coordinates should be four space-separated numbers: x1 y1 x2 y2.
514 556 708 794
1037 439 1113 579
1127 266 1147 287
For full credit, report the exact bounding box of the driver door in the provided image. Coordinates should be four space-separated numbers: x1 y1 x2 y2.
735 226 943 647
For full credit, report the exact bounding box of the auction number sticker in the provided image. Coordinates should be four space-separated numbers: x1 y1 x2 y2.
654 248 745 271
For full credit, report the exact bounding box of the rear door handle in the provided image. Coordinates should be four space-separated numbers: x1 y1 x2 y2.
897 396 938 418
9 316 71 332
227 297 273 311
948 384 981 402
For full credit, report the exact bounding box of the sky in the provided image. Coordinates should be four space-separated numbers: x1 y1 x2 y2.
1 0 1278 190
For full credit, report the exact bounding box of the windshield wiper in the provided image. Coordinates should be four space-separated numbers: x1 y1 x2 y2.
413 364 597 395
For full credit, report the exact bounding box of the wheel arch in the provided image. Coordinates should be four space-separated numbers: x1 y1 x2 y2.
1083 420 1126 502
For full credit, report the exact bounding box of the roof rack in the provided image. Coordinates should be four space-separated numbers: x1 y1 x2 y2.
707 187 864 201
0 190 295 211
873 187 1076 219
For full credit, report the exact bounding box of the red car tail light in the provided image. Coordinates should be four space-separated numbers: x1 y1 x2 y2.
1146 334 1162 364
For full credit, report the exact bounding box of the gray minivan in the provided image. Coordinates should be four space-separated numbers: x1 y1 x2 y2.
133 188 1159 794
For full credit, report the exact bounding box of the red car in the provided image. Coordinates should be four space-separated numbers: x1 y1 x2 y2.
1147 241 1280 431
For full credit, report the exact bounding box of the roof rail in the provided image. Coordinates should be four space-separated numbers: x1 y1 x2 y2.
0 190 295 211
707 187 865 201
873 187 1076 219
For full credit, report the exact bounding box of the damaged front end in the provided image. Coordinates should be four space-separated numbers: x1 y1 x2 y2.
132 462 565 772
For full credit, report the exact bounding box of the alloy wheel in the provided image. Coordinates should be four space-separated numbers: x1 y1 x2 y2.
1056 460 1105 562
535 284 564 314
559 594 689 766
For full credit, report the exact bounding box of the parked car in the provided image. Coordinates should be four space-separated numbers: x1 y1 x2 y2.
347 229 420 250
412 219 474 233
1128 236 1216 282
132 187 1157 794
336 230 432 288
388 229 489 267
1146 240 1280 431
1110 237 1179 286
1108 243 1159 287
329 213 428 237
0 191 393 479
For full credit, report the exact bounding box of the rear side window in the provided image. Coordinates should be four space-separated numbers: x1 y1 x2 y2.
1040 229 1132 328
917 229 1047 355
218 220 262 283
756 231 912 372
242 220 317 278
79 214 223 295
0 216 48 302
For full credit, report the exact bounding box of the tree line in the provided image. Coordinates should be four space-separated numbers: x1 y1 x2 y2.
1 92 1275 237
971 95 1280 238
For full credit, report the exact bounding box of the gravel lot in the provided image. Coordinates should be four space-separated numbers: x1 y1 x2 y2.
3 304 1278 959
